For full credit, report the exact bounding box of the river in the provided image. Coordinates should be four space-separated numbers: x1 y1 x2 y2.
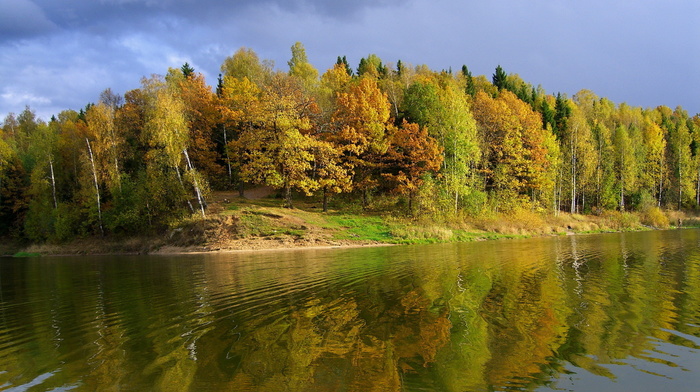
1 229 699 391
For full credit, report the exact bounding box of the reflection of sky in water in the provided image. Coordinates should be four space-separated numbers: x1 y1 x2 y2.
545 338 700 392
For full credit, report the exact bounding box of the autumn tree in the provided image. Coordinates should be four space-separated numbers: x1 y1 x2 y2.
233 73 320 208
662 106 695 209
402 74 481 214
335 55 353 76
168 68 226 189
472 90 554 209
143 76 207 217
382 121 443 213
317 63 352 123
220 73 265 196
640 117 666 206
331 76 392 206
85 102 123 193
288 42 319 92
311 139 351 212
357 54 388 78
612 124 638 210
221 47 274 87
561 103 596 213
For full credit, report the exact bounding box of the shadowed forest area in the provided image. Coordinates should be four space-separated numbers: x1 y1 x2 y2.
1 42 699 248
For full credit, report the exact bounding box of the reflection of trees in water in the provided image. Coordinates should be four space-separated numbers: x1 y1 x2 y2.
0 231 699 390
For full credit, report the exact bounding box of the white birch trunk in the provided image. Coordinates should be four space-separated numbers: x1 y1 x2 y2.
174 165 195 214
86 138 104 236
223 126 232 184
49 157 57 209
183 148 206 218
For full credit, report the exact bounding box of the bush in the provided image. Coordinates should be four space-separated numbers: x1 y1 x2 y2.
601 210 641 230
53 202 84 242
641 206 670 229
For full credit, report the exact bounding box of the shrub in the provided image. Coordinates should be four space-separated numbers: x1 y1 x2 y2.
641 207 670 229
601 210 641 230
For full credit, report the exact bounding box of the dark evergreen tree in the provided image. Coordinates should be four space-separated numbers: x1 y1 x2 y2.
336 56 353 76
0 157 28 237
492 65 508 91
461 65 476 96
181 62 195 78
554 92 572 137
540 101 555 131
216 73 224 97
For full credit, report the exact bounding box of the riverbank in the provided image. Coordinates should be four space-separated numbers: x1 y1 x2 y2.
3 192 700 257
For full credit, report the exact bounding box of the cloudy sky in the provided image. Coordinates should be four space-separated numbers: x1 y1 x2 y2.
1 0 698 121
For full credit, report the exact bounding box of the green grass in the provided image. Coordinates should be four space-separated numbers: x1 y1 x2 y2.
13 252 41 258
325 214 395 242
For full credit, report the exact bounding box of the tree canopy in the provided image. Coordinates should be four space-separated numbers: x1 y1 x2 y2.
2 43 699 241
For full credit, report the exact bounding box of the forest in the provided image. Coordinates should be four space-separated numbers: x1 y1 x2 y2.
1 42 699 243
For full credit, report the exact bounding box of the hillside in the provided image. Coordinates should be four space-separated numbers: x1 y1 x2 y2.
5 188 700 257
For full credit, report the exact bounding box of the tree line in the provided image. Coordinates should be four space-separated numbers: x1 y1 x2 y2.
1 42 699 241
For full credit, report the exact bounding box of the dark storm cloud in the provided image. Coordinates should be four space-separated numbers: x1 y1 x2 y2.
0 0 698 121
8 0 405 38
0 0 58 39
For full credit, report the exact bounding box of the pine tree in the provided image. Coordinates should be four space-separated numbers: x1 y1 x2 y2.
181 62 195 78
336 56 353 76
492 65 508 91
461 65 475 96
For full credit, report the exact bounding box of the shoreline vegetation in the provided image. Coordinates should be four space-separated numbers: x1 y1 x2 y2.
2 42 700 256
3 189 699 257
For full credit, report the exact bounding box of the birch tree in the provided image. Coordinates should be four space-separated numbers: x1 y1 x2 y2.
145 77 207 218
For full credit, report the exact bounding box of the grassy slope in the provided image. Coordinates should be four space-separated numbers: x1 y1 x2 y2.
3 191 700 257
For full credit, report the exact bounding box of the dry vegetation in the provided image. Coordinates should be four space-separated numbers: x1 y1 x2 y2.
4 190 700 257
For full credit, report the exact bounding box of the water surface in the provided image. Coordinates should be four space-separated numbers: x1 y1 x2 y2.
1 229 699 391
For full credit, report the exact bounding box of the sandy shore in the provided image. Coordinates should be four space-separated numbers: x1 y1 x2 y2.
151 242 396 255
3 236 396 257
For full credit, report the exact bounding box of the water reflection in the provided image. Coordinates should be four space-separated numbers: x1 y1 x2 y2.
0 230 699 391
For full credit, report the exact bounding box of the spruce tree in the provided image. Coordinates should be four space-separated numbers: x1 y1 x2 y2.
461 65 476 96
181 62 195 78
492 65 508 91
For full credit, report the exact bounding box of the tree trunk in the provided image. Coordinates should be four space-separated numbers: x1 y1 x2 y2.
571 137 577 213
174 166 195 214
223 126 233 186
696 167 700 208
620 175 625 211
678 145 683 211
85 138 104 236
49 157 57 209
658 159 664 207
114 156 121 192
285 183 293 209
322 188 328 212
183 148 206 218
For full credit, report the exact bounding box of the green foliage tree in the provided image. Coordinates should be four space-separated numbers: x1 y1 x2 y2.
288 42 319 91
403 75 481 214
220 47 273 87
